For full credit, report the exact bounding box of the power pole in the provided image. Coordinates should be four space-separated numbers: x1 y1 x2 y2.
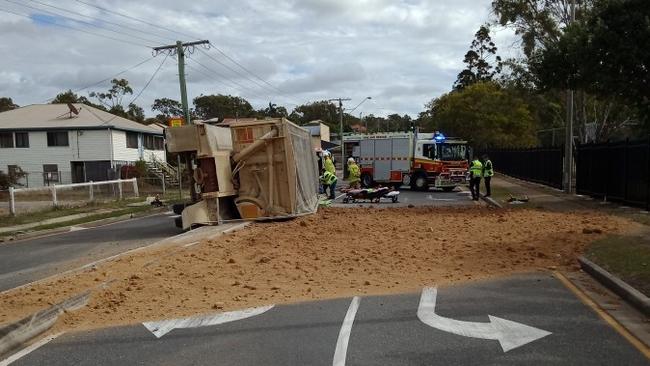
328 98 351 172
563 1 576 193
153 40 209 124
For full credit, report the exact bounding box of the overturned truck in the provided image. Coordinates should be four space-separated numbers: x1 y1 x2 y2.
165 118 320 229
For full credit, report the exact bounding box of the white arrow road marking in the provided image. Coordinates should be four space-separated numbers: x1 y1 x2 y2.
417 287 551 352
143 304 274 338
333 296 361 366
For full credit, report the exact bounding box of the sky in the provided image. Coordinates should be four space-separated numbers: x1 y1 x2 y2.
0 0 519 118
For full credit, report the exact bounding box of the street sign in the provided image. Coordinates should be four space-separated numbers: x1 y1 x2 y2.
168 117 184 128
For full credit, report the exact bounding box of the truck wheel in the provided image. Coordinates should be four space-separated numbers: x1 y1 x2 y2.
442 186 455 192
411 174 428 191
174 216 183 229
172 203 186 215
361 173 373 188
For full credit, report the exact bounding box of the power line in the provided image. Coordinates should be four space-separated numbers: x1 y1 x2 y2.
0 7 148 47
27 0 174 44
43 55 159 103
72 0 298 103
4 0 158 46
129 53 169 105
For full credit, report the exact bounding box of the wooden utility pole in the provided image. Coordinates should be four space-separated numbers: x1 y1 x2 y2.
153 40 209 124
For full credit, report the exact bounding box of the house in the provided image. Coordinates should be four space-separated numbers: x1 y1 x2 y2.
302 120 333 151
0 103 166 187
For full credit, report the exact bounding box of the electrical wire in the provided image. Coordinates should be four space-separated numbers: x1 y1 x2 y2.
184 61 271 104
27 0 174 44
3 0 158 46
43 56 158 103
71 0 300 103
129 52 169 105
0 7 149 47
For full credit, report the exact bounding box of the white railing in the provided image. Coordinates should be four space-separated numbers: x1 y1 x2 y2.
7 178 139 216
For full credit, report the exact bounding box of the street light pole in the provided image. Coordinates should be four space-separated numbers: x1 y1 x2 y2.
563 0 576 193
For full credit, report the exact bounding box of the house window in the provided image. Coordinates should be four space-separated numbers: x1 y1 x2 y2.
43 164 59 183
47 131 69 147
144 135 154 150
15 132 29 148
0 132 13 148
154 136 164 150
126 132 139 149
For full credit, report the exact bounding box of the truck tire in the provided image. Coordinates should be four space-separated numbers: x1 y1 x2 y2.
174 216 183 229
361 173 373 188
172 203 186 215
411 174 428 191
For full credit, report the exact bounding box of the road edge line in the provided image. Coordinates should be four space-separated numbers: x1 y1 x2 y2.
554 271 650 359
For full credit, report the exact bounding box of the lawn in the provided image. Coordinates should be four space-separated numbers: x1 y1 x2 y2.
585 235 650 297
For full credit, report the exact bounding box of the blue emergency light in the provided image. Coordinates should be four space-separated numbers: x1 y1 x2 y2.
434 132 446 142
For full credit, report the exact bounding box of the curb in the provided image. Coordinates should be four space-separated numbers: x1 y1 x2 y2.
0 291 90 357
578 256 650 317
480 195 503 208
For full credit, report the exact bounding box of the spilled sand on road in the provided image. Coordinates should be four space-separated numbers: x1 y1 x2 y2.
0 207 640 333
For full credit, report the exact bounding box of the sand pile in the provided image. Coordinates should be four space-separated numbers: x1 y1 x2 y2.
0 207 638 333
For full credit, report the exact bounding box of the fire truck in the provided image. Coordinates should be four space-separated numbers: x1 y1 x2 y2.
345 131 469 191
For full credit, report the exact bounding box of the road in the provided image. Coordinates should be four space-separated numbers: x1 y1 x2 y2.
332 186 476 208
0 213 182 292
7 274 648 365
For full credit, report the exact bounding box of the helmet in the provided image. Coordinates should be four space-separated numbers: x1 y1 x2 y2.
323 150 331 157
347 157 355 164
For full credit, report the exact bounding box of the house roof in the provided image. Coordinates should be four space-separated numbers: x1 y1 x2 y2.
0 104 164 135
303 125 322 136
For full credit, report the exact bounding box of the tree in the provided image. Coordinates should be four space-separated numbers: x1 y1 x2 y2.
0 97 18 112
454 25 502 90
193 94 255 121
151 98 183 119
89 78 133 110
288 101 340 127
428 81 537 149
126 103 145 123
50 90 106 110
535 0 650 133
257 102 289 119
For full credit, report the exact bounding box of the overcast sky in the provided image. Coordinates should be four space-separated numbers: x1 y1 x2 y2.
0 0 518 118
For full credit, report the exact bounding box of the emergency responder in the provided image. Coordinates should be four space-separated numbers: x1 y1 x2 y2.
482 154 493 197
347 157 361 189
320 168 338 200
323 151 336 175
469 157 483 201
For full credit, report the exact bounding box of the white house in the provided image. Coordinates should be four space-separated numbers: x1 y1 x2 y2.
0 103 166 187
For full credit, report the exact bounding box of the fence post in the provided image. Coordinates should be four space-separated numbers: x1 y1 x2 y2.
132 178 139 198
51 186 58 207
118 179 123 200
89 180 94 201
9 187 16 216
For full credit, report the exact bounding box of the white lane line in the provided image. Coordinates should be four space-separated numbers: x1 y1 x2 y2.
332 296 361 366
0 332 63 366
417 287 551 352
182 241 200 248
143 304 275 338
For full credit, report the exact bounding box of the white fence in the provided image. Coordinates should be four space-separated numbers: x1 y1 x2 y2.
7 178 139 216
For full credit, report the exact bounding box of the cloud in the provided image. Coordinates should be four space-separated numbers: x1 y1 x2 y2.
0 0 518 117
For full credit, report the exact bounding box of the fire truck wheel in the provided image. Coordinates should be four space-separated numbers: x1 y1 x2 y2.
411 174 428 191
361 173 373 188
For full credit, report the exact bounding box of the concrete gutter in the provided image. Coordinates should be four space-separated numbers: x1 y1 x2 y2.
578 256 650 317
0 291 90 356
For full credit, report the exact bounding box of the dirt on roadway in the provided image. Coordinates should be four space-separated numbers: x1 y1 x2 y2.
0 206 640 334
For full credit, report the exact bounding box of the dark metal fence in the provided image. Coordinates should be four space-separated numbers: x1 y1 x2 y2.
481 147 564 189
576 139 650 210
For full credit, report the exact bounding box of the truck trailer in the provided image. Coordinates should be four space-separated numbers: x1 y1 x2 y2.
345 132 469 191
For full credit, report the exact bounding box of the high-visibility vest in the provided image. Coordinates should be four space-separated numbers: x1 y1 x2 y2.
321 171 337 185
470 159 483 178
483 159 494 177
324 158 335 175
347 163 360 182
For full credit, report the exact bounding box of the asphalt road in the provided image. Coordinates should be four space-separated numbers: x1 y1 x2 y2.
331 186 476 208
0 213 182 292
9 274 648 365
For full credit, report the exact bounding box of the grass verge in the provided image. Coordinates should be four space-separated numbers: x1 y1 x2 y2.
585 235 650 297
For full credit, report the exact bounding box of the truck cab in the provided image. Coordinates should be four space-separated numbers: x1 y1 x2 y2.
410 133 468 191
